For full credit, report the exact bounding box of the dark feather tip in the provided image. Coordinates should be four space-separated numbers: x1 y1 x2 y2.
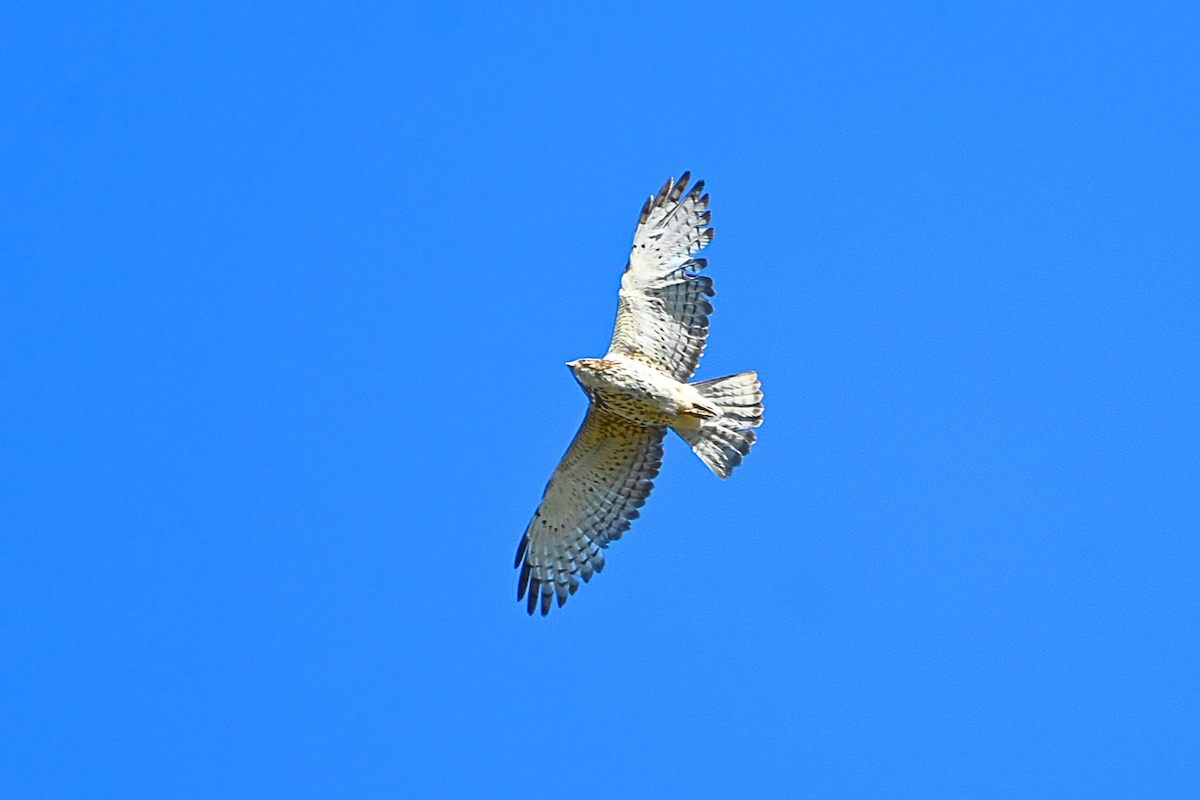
526 578 539 615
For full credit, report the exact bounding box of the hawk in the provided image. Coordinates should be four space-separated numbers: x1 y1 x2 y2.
515 173 764 616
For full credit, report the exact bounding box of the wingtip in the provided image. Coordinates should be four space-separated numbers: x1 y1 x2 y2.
526 578 539 615
638 194 654 225
514 534 529 569
517 560 532 601
654 176 674 205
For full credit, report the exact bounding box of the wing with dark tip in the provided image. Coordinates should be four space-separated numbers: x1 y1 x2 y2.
607 173 715 382
515 407 665 616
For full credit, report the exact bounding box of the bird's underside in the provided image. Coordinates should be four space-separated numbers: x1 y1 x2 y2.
515 173 764 616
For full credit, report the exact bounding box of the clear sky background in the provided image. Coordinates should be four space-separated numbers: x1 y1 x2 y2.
3 1 1197 797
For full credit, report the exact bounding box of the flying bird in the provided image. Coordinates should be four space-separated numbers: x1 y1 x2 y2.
515 173 764 615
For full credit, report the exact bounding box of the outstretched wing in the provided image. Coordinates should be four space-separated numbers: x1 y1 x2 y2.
607 173 715 382
515 407 665 616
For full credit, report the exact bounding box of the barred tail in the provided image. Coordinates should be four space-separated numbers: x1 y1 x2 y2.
677 371 764 479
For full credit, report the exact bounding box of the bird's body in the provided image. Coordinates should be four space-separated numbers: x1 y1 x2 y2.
568 355 718 429
515 173 764 615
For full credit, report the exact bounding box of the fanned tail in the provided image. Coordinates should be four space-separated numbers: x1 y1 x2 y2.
676 371 764 479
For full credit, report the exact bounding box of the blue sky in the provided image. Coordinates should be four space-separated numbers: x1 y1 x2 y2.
2 1 1197 796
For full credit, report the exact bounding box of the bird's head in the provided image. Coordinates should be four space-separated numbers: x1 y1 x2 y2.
566 357 605 387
